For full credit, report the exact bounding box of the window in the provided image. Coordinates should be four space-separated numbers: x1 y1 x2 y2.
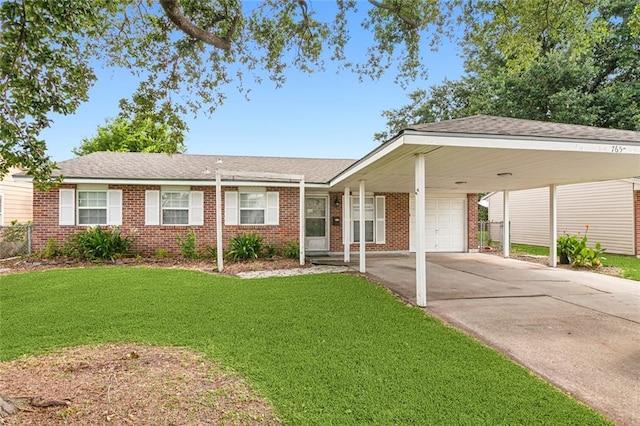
162 191 189 225
144 189 203 226
352 196 375 243
78 191 108 225
240 192 266 224
350 195 385 244
224 191 279 226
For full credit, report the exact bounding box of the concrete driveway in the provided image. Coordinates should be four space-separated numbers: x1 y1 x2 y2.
364 253 640 425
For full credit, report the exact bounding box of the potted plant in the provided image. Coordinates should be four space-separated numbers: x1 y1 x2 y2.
556 233 577 264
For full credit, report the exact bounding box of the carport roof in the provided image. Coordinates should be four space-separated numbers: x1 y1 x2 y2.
330 115 640 194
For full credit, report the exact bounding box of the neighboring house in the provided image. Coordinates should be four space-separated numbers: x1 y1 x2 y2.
0 167 33 226
17 115 640 306
484 179 640 256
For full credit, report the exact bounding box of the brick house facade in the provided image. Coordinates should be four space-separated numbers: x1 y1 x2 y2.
32 183 479 256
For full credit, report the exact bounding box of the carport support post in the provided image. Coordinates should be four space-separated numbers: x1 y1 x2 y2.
503 190 510 258
299 179 305 266
215 171 224 272
415 153 427 307
549 184 558 267
344 187 351 263
359 180 366 273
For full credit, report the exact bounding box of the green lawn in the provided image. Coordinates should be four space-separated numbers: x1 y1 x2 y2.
0 268 610 424
512 243 640 281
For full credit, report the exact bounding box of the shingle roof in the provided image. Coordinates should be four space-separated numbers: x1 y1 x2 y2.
53 152 356 184
407 115 640 143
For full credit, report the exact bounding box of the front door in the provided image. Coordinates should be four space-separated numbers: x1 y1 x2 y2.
305 196 329 252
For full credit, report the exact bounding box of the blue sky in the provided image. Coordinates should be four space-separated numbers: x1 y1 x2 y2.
41 3 464 163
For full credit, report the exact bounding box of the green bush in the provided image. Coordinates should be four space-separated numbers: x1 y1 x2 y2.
1 220 30 243
176 228 199 259
155 248 170 258
261 243 278 259
65 226 134 262
226 233 263 261
40 238 61 258
557 226 605 269
202 245 217 260
283 240 300 259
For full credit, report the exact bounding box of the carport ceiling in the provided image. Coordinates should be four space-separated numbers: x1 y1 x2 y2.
331 116 640 194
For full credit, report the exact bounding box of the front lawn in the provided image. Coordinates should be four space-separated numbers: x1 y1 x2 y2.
512 243 640 281
0 268 610 424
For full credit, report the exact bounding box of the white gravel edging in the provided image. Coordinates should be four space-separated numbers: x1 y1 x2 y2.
236 265 353 279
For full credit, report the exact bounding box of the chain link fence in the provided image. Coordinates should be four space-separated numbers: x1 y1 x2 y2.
478 221 508 252
0 224 32 259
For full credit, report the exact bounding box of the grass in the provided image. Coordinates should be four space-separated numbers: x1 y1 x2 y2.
1 268 611 424
512 243 640 281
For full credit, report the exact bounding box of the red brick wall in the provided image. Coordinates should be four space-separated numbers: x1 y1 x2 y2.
467 193 479 251
328 192 409 252
32 185 300 256
635 190 640 256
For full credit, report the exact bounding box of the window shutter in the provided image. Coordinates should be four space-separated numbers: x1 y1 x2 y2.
225 191 238 225
59 188 75 226
145 190 160 225
189 191 204 225
375 196 386 244
107 190 123 226
266 192 279 225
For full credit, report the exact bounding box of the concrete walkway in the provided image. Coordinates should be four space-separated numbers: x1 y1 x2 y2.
363 253 639 425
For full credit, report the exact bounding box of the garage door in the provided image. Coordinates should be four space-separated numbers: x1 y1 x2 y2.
410 196 466 252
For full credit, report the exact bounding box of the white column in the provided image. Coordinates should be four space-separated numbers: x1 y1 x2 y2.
343 186 350 263
503 190 510 258
415 153 427 307
215 171 224 272
549 184 558 267
359 180 366 273
299 179 305 266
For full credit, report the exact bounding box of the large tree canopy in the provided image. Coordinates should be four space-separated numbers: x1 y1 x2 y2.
0 0 610 186
72 116 186 156
376 0 640 141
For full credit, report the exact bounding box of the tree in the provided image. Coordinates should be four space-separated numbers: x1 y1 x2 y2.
376 0 640 141
1 0 606 186
72 117 186 156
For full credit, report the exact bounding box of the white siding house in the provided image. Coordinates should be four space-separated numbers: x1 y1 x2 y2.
486 179 639 255
0 168 33 226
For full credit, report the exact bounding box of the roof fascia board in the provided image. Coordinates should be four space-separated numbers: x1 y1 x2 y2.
25 177 328 188
330 135 405 187
402 131 640 154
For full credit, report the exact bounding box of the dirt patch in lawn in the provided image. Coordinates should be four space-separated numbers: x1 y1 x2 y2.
0 344 281 425
486 251 622 277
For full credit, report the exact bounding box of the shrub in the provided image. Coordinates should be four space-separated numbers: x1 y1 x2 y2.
65 226 134 262
261 243 278 259
226 233 263 261
283 240 300 259
1 220 29 243
202 245 217 259
40 238 61 259
155 248 170 258
557 225 605 269
176 228 199 259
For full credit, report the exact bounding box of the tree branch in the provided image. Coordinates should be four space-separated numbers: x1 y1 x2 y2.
158 0 232 50
367 0 419 29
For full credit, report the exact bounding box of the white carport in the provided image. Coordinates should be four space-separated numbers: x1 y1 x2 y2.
330 116 640 307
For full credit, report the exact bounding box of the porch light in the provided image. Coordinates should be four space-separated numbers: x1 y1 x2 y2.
334 196 341 208
497 172 512 177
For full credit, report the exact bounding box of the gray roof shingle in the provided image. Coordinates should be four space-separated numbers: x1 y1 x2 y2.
407 115 640 143
53 152 356 184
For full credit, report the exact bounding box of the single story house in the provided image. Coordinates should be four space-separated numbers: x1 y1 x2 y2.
483 178 640 256
0 167 33 226
20 115 640 306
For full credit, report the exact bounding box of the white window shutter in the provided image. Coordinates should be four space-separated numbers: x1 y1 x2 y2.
225 191 238 225
266 192 279 225
189 191 204 225
375 196 386 244
59 188 75 226
145 190 160 225
107 190 123 226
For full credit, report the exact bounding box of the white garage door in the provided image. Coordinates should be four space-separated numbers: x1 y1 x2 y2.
410 196 466 252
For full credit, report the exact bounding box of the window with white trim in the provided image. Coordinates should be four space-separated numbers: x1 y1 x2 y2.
77 191 108 225
161 191 189 225
240 192 266 224
350 195 385 244
224 190 279 226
